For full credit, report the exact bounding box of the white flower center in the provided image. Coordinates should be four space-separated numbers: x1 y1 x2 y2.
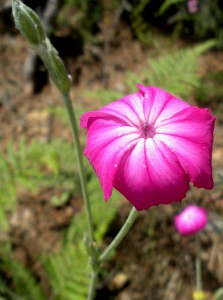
139 122 156 139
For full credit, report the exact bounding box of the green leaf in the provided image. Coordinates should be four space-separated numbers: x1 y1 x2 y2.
214 287 223 300
51 191 70 207
159 0 185 15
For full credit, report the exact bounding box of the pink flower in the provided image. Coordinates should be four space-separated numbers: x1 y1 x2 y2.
174 205 208 235
80 85 215 210
187 0 199 13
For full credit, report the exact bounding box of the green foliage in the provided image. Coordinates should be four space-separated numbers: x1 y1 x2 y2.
194 70 223 109
65 171 120 244
0 146 120 299
0 119 120 299
42 243 90 300
0 138 78 230
158 0 223 47
46 104 84 127
82 40 216 104
42 171 120 299
159 0 185 15
126 40 216 98
46 106 70 126
130 0 152 44
214 287 223 300
57 0 101 44
0 244 46 300
0 152 17 230
82 88 124 106
51 191 71 207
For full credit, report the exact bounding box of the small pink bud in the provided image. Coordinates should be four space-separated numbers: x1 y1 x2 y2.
175 205 208 235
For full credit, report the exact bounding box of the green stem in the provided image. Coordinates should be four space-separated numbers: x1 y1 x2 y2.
12 1 97 296
195 234 202 292
88 271 98 300
99 207 138 263
62 93 95 243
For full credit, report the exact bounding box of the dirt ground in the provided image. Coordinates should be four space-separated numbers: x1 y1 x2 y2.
1 15 223 300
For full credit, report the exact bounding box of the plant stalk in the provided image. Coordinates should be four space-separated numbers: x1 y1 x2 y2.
62 93 95 243
99 207 138 263
88 271 98 300
195 234 202 293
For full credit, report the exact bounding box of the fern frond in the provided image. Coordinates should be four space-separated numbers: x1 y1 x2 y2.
9 261 46 300
65 172 120 244
126 40 216 98
0 138 80 230
88 175 120 242
42 243 90 300
0 245 46 300
0 154 17 230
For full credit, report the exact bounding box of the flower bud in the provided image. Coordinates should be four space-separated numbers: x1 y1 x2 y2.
174 205 208 236
12 0 45 45
39 38 71 94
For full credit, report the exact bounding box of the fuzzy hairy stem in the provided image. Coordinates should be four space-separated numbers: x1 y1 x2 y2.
62 93 95 243
99 207 138 263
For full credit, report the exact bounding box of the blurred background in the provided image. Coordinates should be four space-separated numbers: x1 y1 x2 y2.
0 0 223 299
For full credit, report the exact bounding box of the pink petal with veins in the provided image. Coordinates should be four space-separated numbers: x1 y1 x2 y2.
80 85 215 210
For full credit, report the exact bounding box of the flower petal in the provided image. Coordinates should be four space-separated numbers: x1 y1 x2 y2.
137 85 190 124
83 115 139 199
156 106 215 189
114 138 189 210
81 92 145 129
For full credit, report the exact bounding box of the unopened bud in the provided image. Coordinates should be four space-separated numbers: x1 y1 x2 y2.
39 38 71 94
12 0 45 45
12 0 70 94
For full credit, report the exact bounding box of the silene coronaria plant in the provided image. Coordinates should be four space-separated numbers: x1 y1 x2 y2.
11 1 215 299
81 84 215 210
